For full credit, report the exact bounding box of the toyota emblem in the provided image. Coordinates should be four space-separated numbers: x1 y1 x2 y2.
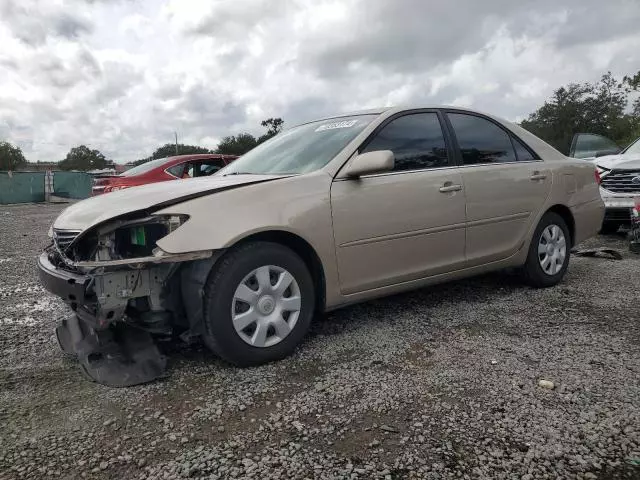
632 176 640 185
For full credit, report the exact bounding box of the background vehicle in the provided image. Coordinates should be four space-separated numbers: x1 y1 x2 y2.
92 154 237 195
570 133 640 232
39 106 603 386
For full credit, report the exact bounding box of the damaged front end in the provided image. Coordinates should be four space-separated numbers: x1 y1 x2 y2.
38 213 215 387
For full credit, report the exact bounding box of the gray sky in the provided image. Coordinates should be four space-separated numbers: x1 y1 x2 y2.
1 0 639 163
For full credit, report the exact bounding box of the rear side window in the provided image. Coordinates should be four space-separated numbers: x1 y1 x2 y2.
448 113 516 165
362 113 449 171
166 164 185 177
512 137 537 162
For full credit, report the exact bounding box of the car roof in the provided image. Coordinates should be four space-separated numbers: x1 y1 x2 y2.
159 153 236 167
299 105 509 127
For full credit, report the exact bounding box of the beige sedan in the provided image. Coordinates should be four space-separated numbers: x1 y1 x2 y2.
39 106 604 385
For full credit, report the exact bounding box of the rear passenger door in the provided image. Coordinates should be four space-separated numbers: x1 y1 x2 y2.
445 111 551 266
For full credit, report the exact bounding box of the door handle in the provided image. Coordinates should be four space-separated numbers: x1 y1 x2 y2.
439 183 462 193
530 172 547 181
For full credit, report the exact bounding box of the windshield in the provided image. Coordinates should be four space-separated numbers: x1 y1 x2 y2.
221 114 377 175
623 137 640 155
121 157 172 176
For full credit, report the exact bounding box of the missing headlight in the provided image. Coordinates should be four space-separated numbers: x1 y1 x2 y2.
115 223 168 258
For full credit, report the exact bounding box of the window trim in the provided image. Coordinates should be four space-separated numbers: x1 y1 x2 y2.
358 109 455 166
190 158 226 177
442 110 542 167
334 109 455 178
164 162 187 179
510 135 539 163
165 156 231 179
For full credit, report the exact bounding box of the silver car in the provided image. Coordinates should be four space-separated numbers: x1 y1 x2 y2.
38 106 605 386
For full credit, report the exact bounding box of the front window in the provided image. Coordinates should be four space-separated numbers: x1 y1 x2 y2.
220 115 377 175
361 113 449 171
623 137 640 155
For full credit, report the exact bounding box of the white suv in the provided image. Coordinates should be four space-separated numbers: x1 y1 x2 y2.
570 133 640 233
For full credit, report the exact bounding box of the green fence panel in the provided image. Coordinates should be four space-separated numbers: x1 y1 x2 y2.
0 172 45 204
53 172 92 199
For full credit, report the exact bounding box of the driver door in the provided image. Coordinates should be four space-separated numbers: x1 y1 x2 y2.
330 111 467 295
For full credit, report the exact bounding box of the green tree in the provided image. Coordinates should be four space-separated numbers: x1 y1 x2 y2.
150 143 211 160
0 141 27 170
132 143 213 166
215 133 259 155
58 145 107 171
214 118 285 156
258 117 284 143
521 72 640 154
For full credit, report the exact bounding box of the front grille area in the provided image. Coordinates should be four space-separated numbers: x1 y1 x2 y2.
53 229 81 251
601 170 640 194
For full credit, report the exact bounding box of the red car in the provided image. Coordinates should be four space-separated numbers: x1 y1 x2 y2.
92 154 237 195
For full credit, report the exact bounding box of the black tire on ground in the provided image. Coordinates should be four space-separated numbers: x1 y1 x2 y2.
599 221 621 235
522 212 571 288
201 241 315 367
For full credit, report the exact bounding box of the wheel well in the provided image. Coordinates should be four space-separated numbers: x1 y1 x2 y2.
236 231 326 313
546 204 575 246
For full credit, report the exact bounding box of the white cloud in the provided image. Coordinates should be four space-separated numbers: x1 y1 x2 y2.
0 0 639 162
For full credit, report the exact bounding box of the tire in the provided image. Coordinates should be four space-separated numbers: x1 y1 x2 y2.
522 212 571 288
599 221 621 235
201 241 315 367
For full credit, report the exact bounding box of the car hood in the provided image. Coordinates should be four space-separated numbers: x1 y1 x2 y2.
591 154 640 170
54 174 287 232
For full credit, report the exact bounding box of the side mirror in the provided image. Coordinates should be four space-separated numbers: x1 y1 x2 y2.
344 150 395 178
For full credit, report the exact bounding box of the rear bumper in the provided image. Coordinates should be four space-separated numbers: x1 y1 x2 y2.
571 198 605 245
37 252 90 304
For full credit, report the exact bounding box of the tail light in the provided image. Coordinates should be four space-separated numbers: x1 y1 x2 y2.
594 168 601 185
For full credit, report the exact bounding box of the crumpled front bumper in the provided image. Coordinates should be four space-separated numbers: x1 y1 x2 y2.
37 251 167 387
37 252 91 305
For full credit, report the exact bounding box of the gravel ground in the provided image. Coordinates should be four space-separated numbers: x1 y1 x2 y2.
0 202 639 480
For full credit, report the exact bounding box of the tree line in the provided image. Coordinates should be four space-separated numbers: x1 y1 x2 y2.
521 71 640 154
1 71 639 171
0 117 284 171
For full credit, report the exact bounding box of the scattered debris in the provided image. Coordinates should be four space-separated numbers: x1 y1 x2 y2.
379 425 398 433
571 248 623 260
1 203 638 479
538 379 555 390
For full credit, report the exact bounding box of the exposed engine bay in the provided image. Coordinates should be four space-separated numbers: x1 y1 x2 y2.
40 213 219 387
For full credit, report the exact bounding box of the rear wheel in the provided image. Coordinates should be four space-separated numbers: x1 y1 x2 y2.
202 242 314 366
599 221 621 235
522 212 570 288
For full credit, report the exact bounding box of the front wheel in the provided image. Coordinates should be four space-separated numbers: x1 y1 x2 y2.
522 212 570 288
202 241 315 367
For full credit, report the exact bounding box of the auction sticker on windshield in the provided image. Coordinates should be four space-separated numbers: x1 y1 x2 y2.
315 120 359 132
